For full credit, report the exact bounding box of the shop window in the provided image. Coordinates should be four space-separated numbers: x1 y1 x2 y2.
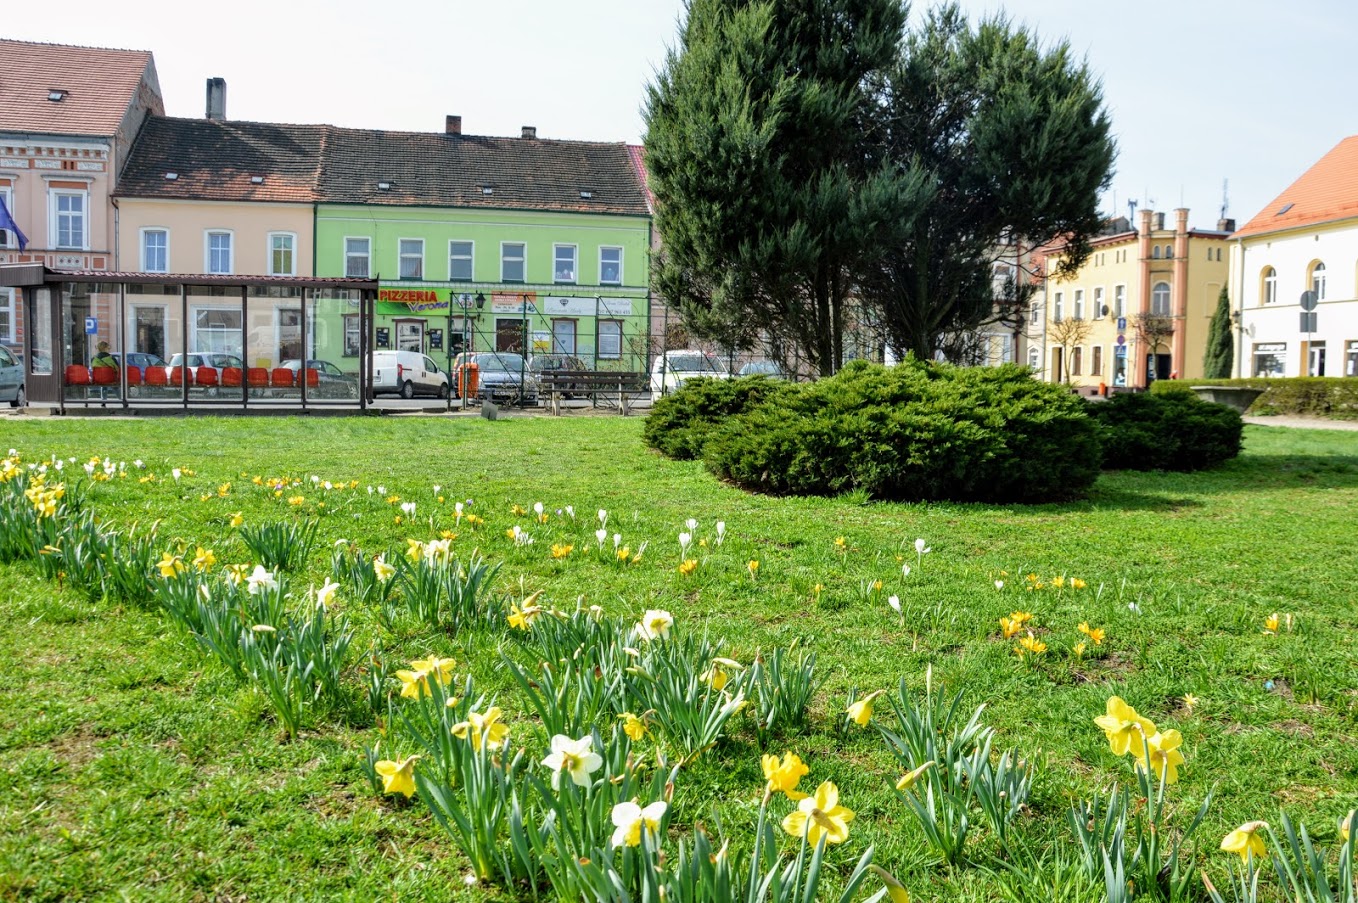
552 318 577 354
599 319 622 359
1253 343 1286 378
343 314 361 357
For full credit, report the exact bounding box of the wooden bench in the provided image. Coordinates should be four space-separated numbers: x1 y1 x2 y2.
540 371 648 415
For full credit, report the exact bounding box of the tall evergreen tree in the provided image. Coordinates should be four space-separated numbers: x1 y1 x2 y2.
1203 286 1234 378
643 0 918 375
860 6 1116 361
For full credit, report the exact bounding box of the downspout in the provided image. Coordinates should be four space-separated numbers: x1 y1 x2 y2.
111 197 120 271
311 203 318 276
1234 237 1246 378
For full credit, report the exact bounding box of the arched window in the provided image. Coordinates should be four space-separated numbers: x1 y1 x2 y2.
1165 244 1174 259
1310 261 1327 300
1262 267 1277 305
1152 246 1161 260
1027 346 1040 370
1151 282 1172 316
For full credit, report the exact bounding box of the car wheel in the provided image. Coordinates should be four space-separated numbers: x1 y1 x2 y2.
11 386 24 408
437 382 449 399
127 384 141 399
399 380 415 399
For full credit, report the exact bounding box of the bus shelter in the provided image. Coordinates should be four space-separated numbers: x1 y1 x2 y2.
0 265 376 412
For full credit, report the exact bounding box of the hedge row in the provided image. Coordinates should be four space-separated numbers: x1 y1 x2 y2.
1150 376 1358 420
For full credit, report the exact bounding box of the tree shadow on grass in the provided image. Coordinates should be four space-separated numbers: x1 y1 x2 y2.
1091 452 1358 506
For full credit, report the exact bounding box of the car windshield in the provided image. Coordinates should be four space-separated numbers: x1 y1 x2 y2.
665 354 723 374
478 354 527 372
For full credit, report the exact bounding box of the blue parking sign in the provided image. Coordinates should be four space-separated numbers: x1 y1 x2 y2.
84 317 98 335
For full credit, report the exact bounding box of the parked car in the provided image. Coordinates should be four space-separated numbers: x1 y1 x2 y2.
280 359 359 399
650 350 729 396
370 349 449 399
737 359 786 379
0 345 23 407
165 352 245 385
463 352 539 406
529 353 591 396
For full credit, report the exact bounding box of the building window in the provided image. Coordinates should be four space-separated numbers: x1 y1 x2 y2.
193 307 244 355
1029 302 1040 325
1114 285 1126 319
449 241 473 281
0 186 14 248
501 242 526 282
1308 341 1327 377
1152 246 1161 260
1074 289 1085 320
1346 340 1358 377
1310 261 1327 300
345 237 370 278
1071 346 1083 376
1053 292 1063 323
600 247 623 285
52 190 87 250
399 239 424 280
141 229 168 273
206 231 233 274
598 319 622 359
1027 346 1040 370
1253 342 1286 378
1262 267 1277 305
343 314 360 357
1091 345 1103 376
0 288 14 343
1151 281 1171 316
268 232 296 276
551 318 577 354
1093 287 1105 318
554 244 577 283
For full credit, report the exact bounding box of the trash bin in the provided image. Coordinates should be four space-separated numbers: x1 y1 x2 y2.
458 362 479 400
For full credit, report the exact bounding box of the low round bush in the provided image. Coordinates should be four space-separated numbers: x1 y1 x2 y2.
1087 392 1243 471
698 359 1102 503
642 375 794 460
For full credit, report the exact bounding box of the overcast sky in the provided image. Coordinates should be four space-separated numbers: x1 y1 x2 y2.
13 0 1356 229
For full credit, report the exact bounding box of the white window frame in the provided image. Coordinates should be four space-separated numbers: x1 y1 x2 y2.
267 231 297 277
50 188 89 250
344 236 371 278
1113 284 1126 319
0 288 15 343
1053 291 1064 323
599 246 623 286
1311 261 1327 300
140 227 169 273
501 241 526 283
598 318 622 359
551 317 577 354
1262 267 1277 305
0 185 14 249
191 306 244 355
448 240 474 282
553 244 578 284
205 230 234 275
1074 289 1085 320
398 238 424 280
1093 286 1105 318
1151 281 1171 316
1027 345 1040 371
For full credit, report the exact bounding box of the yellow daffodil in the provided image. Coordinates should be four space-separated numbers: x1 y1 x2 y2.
397 656 456 699
229 512 244 527
1220 821 1269 863
373 555 395 583
405 537 424 563
702 658 740 692
868 866 911 903
540 734 602 790
508 603 542 630
224 563 249 585
1094 696 1157 756
610 800 668 847
761 752 810 800
782 780 854 846
551 543 574 559
1133 729 1185 784
156 552 185 578
191 547 216 571
636 609 674 641
895 760 935 792
316 580 340 608
374 755 420 798
619 712 648 742
452 707 509 751
846 690 885 726
678 558 698 576
1340 811 1354 843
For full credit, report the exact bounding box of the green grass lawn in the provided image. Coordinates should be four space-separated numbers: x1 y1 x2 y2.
1 415 1356 901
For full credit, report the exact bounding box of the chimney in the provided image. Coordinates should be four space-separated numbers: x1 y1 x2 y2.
1218 217 1236 233
445 115 461 135
205 77 227 121
521 125 537 139
1154 212 1166 231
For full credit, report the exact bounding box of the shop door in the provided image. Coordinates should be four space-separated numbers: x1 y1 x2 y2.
496 318 524 353
1308 342 1326 377
395 319 425 353
25 287 60 403
132 305 167 358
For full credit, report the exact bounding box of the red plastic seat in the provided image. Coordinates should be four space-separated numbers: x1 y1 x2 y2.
144 366 168 388
303 368 320 390
222 366 244 388
270 367 295 388
169 366 188 387
65 365 91 386
246 367 269 389
92 367 118 386
196 366 219 389
125 365 143 388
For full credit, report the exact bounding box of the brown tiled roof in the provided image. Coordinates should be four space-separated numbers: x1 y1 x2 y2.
116 118 326 203
0 39 158 136
1234 136 1358 238
627 144 654 213
320 127 649 216
116 116 649 216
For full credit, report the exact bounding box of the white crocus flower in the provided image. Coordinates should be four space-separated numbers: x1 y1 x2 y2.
595 528 608 548
685 518 698 532
915 538 930 555
678 532 692 554
598 508 608 527
172 468 182 481
888 595 901 613
715 521 726 546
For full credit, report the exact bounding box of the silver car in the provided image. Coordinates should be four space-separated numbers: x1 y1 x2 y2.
0 345 23 407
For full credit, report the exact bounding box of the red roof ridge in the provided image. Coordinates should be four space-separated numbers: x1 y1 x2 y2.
0 37 153 55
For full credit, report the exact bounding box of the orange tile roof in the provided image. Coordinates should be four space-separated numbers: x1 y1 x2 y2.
0 39 159 137
1233 136 1358 238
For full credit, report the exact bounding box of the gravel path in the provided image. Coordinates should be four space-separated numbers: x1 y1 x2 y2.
1243 415 1358 431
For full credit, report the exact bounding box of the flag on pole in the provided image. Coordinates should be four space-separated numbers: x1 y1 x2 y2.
0 195 28 251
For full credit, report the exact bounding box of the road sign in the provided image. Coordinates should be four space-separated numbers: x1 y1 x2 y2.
1300 290 1318 312
1116 334 1125 346
84 317 97 335
1116 317 1127 331
1300 312 1318 333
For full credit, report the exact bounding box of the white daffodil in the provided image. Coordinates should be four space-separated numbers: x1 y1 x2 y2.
610 800 668 847
316 580 341 608
636 609 674 641
246 565 278 595
540 734 603 790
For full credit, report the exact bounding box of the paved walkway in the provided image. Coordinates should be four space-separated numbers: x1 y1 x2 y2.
1243 415 1358 431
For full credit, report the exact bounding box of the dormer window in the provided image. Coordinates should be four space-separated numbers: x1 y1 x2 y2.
377 181 392 191
48 89 68 102
250 176 264 184
481 186 494 196
164 172 179 181
579 190 594 199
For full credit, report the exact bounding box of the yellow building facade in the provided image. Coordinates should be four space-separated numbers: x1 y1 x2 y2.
1039 209 1230 390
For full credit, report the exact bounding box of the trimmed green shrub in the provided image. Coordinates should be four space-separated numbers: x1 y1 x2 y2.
642 375 795 460
1149 377 1358 419
698 359 1102 503
1087 392 1243 471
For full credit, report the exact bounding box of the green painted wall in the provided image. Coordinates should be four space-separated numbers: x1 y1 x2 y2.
314 205 651 370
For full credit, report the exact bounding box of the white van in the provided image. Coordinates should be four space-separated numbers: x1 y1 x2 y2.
650 350 729 396
370 350 449 399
